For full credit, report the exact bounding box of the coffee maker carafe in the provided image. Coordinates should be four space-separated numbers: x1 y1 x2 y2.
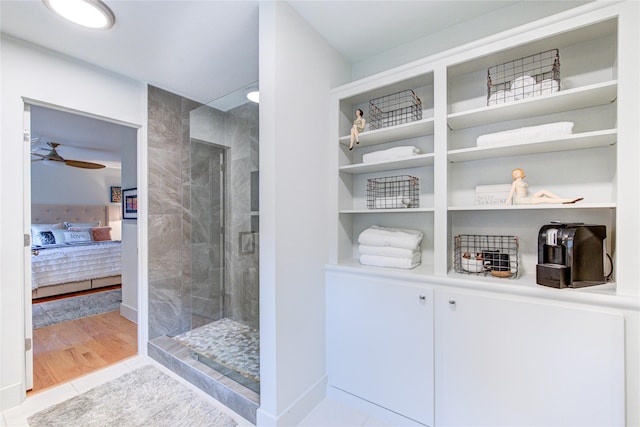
536 223 607 288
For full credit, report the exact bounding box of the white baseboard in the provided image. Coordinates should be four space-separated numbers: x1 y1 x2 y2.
0 382 24 412
256 375 327 426
119 302 137 323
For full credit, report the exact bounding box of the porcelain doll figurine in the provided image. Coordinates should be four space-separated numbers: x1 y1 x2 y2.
504 168 583 205
349 109 366 150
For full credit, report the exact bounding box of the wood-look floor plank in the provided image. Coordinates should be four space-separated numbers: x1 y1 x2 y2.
29 310 137 395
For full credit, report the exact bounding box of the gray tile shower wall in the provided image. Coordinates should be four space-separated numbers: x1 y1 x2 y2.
148 86 188 339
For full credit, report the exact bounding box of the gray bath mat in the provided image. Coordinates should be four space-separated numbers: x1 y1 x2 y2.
27 364 238 427
32 289 121 328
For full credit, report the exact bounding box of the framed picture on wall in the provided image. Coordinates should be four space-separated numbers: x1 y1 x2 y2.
122 188 138 220
110 186 122 203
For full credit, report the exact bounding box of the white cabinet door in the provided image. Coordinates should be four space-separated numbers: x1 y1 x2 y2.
435 290 625 427
327 271 434 426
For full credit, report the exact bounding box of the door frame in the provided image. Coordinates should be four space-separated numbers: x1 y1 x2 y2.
22 97 146 391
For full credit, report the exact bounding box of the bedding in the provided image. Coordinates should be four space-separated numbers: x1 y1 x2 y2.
31 240 122 290
30 204 122 298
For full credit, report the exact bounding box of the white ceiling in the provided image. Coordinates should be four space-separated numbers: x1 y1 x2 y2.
0 1 529 105
288 1 521 63
0 0 580 166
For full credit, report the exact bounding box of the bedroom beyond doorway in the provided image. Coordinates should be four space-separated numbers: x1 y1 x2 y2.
26 101 140 395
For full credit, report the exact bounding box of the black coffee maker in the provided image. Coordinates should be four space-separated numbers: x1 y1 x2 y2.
536 222 607 288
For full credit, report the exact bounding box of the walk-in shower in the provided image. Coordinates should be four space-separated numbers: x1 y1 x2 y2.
175 96 260 393
146 84 259 421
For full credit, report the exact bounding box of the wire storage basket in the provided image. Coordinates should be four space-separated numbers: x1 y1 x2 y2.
487 49 560 106
454 234 519 278
369 89 422 130
367 175 419 209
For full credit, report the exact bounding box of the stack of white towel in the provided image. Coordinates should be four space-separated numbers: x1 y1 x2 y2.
488 76 560 106
362 146 421 164
358 225 423 269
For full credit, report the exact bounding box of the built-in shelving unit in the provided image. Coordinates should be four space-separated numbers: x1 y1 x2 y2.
329 6 639 299
327 5 639 425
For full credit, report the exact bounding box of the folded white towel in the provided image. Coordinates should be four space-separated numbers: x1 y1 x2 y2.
362 146 421 164
360 253 421 269
373 195 412 209
534 78 560 96
359 244 419 259
476 121 574 147
358 225 423 250
487 90 515 106
511 75 537 100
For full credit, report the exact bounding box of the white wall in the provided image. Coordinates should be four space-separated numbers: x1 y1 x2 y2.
0 36 145 410
258 2 351 425
31 164 122 206
351 1 591 80
31 164 123 239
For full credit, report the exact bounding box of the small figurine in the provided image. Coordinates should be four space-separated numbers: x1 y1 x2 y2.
504 168 583 205
349 109 366 151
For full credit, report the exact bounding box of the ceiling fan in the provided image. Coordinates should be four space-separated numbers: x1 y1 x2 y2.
31 142 105 169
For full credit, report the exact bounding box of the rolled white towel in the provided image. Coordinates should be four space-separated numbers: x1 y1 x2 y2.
511 75 536 100
362 146 421 164
487 90 515 106
476 121 574 146
358 225 423 250
360 252 421 269
359 244 419 259
533 78 560 96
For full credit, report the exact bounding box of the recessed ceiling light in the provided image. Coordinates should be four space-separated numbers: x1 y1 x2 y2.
246 91 260 103
43 0 115 30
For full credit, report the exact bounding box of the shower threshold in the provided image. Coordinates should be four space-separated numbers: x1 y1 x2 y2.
189 349 259 394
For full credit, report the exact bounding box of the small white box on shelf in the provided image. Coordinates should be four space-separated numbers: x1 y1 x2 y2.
475 184 512 206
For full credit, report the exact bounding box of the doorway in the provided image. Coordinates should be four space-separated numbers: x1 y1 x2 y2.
25 102 139 393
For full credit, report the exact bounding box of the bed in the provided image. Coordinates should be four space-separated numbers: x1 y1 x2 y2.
30 204 122 299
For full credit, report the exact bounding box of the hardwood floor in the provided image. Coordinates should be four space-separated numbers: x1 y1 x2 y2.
29 310 137 395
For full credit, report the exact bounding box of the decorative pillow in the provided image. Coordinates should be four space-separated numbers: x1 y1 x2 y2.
64 221 101 229
64 230 93 243
51 229 67 244
91 226 112 241
37 231 56 246
67 227 93 232
31 223 64 246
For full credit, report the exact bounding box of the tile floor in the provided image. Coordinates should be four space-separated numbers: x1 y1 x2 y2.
1 355 390 427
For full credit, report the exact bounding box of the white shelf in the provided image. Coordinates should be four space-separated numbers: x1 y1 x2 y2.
333 258 435 277
447 129 617 163
339 118 434 147
447 81 617 130
340 207 434 214
340 153 435 174
448 202 616 211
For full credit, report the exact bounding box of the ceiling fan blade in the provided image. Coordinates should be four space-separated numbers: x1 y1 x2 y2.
64 159 106 169
31 152 47 158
